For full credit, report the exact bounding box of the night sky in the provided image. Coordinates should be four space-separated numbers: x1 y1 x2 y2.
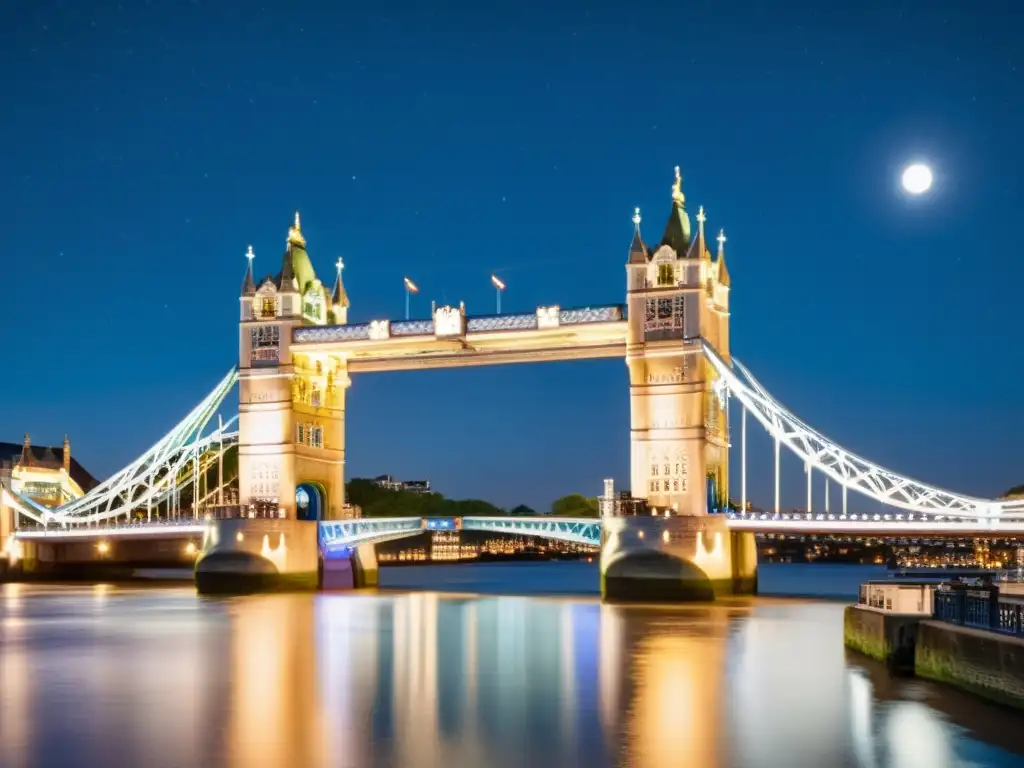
2 1 1021 512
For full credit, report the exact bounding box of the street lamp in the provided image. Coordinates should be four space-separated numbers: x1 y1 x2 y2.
403 276 419 319
491 274 505 314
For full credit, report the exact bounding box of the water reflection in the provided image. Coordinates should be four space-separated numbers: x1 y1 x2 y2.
0 580 1022 767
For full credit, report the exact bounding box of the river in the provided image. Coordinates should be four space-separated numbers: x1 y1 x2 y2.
0 563 1021 767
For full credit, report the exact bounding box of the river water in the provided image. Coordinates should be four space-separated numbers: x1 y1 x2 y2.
0 563 1021 767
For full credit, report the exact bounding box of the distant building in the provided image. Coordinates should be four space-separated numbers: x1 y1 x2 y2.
0 434 98 508
373 474 431 494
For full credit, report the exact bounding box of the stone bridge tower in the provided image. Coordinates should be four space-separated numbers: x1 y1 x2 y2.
625 168 732 515
237 214 350 521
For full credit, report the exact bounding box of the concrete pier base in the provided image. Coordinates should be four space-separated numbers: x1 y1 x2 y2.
194 518 319 594
321 543 378 590
600 515 757 602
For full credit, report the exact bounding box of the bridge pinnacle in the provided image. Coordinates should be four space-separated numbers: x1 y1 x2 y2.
241 245 256 296
672 166 685 205
632 207 641 230
716 229 730 288
288 210 306 247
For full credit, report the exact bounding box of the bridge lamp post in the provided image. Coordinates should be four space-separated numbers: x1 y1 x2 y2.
491 274 506 314
403 277 419 320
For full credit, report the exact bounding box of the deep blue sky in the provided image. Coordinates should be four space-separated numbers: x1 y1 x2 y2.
2 1 1021 512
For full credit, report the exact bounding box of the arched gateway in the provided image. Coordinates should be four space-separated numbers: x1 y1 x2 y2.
196 169 757 598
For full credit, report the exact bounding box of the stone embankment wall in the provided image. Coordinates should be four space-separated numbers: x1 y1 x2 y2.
915 620 1024 710
843 605 920 674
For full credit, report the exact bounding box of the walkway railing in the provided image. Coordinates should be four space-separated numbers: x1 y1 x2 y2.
932 581 1024 638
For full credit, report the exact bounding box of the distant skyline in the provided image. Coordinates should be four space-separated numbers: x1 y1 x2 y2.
2 1 1021 512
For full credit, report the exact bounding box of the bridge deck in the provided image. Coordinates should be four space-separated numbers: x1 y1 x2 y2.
291 306 628 371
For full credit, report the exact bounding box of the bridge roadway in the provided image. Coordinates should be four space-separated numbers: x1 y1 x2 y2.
11 513 1024 550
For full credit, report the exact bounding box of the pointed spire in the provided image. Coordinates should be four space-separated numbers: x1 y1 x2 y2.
688 205 711 260
629 207 647 264
660 165 691 256
716 228 730 287
19 433 33 467
241 245 256 296
288 210 306 247
672 165 685 205
332 257 349 308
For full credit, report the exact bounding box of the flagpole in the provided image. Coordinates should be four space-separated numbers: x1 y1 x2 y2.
491 274 506 314
403 277 418 319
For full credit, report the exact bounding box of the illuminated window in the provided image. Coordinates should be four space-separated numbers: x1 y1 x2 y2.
310 388 322 408
311 426 323 449
649 451 689 496
644 296 685 339
302 292 323 323
250 325 281 363
657 263 675 286
296 424 305 444
260 297 276 317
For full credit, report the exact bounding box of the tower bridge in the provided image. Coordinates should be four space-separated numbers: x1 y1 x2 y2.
2 167 1020 598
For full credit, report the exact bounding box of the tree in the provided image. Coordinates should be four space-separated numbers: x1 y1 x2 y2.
550 493 600 517
508 504 536 516
1005 485 1024 498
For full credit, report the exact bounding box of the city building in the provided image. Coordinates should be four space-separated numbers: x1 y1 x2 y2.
373 474 431 494
0 434 98 508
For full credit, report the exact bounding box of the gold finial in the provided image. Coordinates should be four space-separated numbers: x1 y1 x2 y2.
288 211 306 246
717 228 727 252
632 206 641 229
672 165 685 205
696 205 706 240
245 245 255 263
336 257 344 274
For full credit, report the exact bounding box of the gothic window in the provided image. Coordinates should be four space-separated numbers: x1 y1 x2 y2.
310 388 322 408
651 463 659 476
260 297 276 318
296 424 305 444
311 426 323 449
303 293 323 323
706 391 720 434
644 295 685 340
662 480 670 492
250 325 281 363
657 263 675 286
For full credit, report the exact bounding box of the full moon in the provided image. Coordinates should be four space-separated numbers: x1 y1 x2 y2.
901 163 933 195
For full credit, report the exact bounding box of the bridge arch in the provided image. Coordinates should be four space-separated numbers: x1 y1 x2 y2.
296 481 327 522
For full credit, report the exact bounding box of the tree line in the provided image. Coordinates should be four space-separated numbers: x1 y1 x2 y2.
345 478 600 519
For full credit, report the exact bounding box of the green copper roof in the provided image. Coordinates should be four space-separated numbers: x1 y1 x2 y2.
660 200 692 257
278 242 317 293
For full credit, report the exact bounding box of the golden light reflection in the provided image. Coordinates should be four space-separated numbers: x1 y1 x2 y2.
227 596 320 768
0 586 30 768
619 611 726 768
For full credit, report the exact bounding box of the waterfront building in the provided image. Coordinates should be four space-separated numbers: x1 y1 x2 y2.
373 475 431 494
0 434 97 509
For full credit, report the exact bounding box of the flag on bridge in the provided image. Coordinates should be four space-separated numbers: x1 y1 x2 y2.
403 277 419 294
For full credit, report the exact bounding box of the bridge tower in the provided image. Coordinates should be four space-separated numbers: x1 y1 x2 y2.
603 167 752 601
237 214 350 521
625 167 731 515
